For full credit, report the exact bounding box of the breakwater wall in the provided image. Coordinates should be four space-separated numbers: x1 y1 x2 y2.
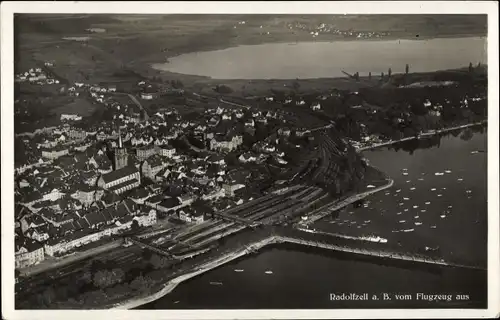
112 229 483 310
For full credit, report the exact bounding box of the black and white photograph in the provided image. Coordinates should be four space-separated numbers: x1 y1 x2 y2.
1 2 499 319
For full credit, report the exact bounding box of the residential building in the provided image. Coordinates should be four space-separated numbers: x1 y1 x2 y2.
15 238 45 269
136 145 156 161
141 93 155 100
156 197 181 213
158 145 176 158
210 133 243 152
60 114 83 121
239 152 257 163
311 102 321 111
223 183 246 197
141 155 166 179
41 146 69 160
68 129 86 140
278 128 291 136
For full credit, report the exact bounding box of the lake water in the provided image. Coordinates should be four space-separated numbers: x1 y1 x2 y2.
140 128 487 309
152 37 487 79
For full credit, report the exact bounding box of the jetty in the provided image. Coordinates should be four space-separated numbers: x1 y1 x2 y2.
275 235 485 271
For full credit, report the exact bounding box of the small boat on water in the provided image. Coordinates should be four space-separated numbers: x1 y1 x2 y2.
210 281 223 286
425 246 439 251
265 270 273 275
174 301 180 304
234 269 244 272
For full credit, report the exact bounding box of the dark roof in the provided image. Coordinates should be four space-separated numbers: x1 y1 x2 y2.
78 183 95 192
129 187 150 199
144 155 164 168
147 194 164 204
100 208 113 221
15 205 30 220
102 191 122 205
207 154 224 162
24 238 44 252
60 221 76 235
117 199 135 214
22 190 42 203
158 197 181 209
84 211 106 226
101 166 139 184
31 214 47 226
112 206 127 218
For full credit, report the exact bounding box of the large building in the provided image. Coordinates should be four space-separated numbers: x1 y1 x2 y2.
210 133 243 152
97 131 141 194
141 155 166 179
136 145 156 161
41 145 69 159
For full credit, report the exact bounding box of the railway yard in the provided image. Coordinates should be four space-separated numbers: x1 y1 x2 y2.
15 124 387 303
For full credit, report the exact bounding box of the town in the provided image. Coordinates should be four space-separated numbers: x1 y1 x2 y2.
11 14 489 310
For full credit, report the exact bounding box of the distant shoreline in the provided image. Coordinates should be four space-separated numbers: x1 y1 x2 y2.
139 33 486 82
153 33 486 65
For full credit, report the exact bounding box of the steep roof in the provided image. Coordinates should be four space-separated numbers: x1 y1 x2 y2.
144 154 164 168
100 166 139 184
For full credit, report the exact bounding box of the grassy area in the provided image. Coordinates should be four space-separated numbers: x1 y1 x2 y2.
52 97 99 117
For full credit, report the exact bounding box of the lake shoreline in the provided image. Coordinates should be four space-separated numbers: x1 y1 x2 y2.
107 121 487 310
147 36 486 81
356 120 488 152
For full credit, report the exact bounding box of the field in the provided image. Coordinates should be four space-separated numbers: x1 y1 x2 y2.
51 97 98 117
14 95 99 133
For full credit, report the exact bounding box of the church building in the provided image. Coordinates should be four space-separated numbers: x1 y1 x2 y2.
97 130 141 194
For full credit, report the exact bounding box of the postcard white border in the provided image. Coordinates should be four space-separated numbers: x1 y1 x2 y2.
2 1 499 319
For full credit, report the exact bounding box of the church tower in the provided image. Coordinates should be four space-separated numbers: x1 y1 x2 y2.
114 129 128 170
